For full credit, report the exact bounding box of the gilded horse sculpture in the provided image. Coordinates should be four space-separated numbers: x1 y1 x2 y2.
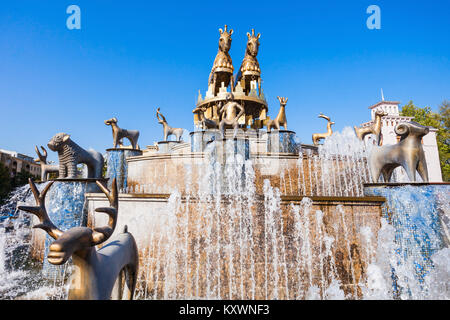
235 29 261 94
18 178 139 300
208 25 234 95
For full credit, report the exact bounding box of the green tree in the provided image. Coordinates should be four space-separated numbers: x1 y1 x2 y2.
11 170 38 189
400 100 450 181
0 162 12 205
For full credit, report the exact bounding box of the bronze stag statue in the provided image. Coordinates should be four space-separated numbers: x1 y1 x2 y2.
156 108 184 142
369 121 429 182
18 178 139 300
47 133 104 179
208 25 234 95
235 29 261 95
312 114 335 145
34 145 59 181
354 110 387 145
104 117 140 150
264 96 288 132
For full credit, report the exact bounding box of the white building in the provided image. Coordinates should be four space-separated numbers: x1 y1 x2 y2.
359 99 442 182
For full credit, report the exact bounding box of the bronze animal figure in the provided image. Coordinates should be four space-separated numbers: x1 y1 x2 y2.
156 108 184 142
192 106 219 130
312 114 335 146
218 93 244 139
18 178 139 300
34 146 59 181
208 25 234 95
104 117 140 150
47 133 104 179
369 122 429 182
264 96 288 132
235 29 261 94
354 110 387 145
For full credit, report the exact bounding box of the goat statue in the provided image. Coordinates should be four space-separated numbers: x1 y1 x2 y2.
34 146 59 181
354 110 387 145
47 133 104 179
369 121 429 182
264 96 288 132
156 108 184 142
18 178 139 300
312 114 335 145
104 117 140 150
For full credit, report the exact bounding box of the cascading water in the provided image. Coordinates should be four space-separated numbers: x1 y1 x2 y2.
0 181 93 299
117 135 385 300
1 127 448 300
0 184 67 299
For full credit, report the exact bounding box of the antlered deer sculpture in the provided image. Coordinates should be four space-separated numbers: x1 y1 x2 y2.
18 178 139 300
34 145 59 181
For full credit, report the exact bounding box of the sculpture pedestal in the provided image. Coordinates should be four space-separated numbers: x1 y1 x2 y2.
266 130 299 154
364 182 450 298
213 138 250 164
106 148 142 190
190 130 221 152
157 141 182 154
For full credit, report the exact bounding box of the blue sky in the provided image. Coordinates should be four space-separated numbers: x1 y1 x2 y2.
1 0 449 162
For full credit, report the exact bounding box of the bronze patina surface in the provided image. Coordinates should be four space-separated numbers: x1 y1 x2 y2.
369 121 429 182
19 178 139 300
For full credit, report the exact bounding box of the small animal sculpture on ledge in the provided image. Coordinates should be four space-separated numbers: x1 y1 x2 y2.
264 96 288 132
193 106 219 130
18 178 139 300
218 93 244 139
47 133 104 179
312 113 335 146
369 121 429 183
156 108 184 142
104 117 140 150
34 145 59 181
354 110 387 145
208 25 234 95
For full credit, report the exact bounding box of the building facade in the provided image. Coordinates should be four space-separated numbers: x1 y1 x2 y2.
359 100 442 182
0 149 41 178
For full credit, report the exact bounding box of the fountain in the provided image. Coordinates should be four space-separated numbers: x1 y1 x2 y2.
0 25 448 300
